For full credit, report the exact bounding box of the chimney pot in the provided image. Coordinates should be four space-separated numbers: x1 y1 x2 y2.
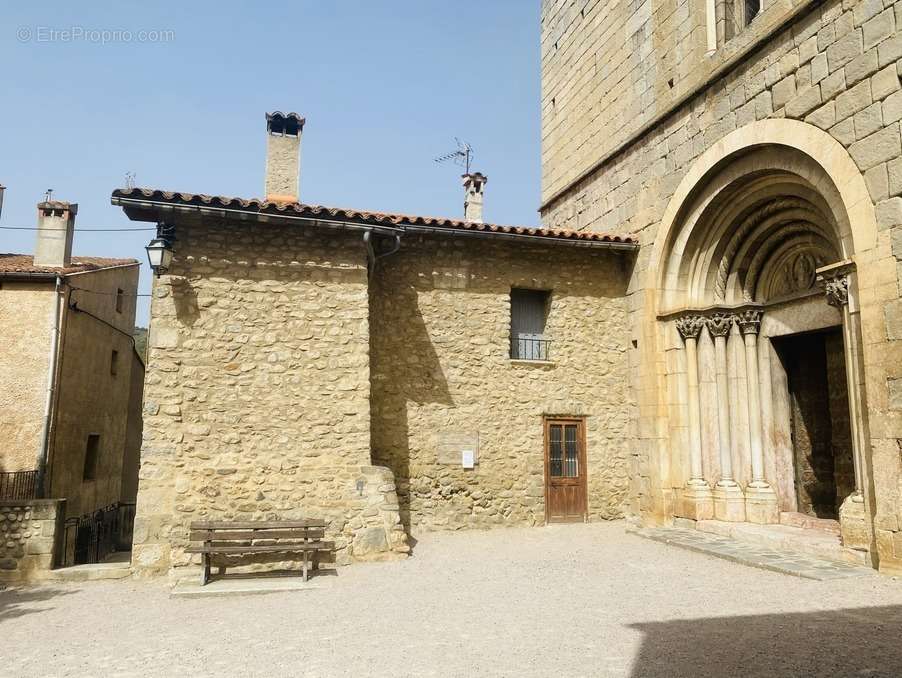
265 111 305 203
462 172 487 223
34 200 77 268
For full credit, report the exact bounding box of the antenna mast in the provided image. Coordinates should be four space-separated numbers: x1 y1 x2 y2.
434 138 474 174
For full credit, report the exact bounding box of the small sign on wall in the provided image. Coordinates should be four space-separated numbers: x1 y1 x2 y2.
461 449 475 469
436 432 479 466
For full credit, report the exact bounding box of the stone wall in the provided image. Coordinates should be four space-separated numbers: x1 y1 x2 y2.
134 217 406 576
49 265 141 518
370 236 633 532
541 0 902 572
0 283 55 473
0 499 66 582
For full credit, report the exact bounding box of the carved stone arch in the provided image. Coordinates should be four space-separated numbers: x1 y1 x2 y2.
641 120 882 562
653 122 878 315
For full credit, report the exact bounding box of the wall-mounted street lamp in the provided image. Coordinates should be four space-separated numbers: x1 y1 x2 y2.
0 185 6 220
145 223 175 277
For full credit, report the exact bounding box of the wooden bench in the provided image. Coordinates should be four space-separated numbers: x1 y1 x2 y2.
186 520 333 585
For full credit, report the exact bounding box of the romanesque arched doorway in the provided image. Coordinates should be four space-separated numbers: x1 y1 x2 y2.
647 120 878 561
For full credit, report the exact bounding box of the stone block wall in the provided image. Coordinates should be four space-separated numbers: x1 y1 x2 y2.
0 283 55 473
541 0 902 572
370 236 633 532
134 218 406 575
0 499 66 582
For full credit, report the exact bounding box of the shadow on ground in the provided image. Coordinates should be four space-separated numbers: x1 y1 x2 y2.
630 605 902 677
0 585 76 622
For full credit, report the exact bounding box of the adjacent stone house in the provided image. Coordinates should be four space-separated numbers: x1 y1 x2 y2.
0 199 144 519
112 112 636 575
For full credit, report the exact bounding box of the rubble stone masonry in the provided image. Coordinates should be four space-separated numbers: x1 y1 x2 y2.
134 218 407 576
370 236 633 532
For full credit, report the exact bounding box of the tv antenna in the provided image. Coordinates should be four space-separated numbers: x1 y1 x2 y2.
44 188 53 202
434 138 474 174
125 172 136 189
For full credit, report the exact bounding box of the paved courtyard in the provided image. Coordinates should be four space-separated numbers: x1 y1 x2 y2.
3 521 902 677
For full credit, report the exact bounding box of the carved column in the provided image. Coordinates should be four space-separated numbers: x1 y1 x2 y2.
675 315 713 520
736 309 779 524
707 313 745 521
820 264 871 551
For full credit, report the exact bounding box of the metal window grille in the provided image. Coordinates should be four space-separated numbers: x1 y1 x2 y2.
510 289 551 360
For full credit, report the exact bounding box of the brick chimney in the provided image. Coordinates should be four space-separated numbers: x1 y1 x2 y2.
34 200 77 268
264 111 305 203
462 172 487 223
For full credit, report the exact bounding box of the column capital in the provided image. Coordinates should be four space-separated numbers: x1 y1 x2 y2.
816 259 854 308
706 312 734 338
675 315 705 340
822 274 849 307
735 309 762 336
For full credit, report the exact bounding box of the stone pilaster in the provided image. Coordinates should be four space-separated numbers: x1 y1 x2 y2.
707 313 745 522
819 263 871 552
675 315 713 520
736 309 778 524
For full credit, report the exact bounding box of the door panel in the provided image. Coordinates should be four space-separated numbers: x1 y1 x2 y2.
545 418 587 522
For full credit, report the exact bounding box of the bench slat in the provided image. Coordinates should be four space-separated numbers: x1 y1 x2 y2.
186 542 333 555
190 520 326 530
190 529 324 542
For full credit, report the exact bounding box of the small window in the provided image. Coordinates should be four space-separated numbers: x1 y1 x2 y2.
510 288 550 360
83 434 100 481
110 350 119 375
744 0 760 25
115 288 124 313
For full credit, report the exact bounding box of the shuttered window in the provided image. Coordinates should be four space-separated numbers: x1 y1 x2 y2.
510 288 550 360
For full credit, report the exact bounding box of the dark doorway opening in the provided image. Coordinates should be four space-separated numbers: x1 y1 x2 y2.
773 328 855 519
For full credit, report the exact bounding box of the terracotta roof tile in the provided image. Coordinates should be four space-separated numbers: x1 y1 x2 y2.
0 254 138 276
111 187 637 247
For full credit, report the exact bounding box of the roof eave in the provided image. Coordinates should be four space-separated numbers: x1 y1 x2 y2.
112 194 639 251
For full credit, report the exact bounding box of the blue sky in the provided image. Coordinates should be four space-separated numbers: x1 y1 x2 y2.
1 1 540 323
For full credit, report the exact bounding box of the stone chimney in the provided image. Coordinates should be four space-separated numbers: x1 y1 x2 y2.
34 200 77 268
462 172 487 223
264 111 305 203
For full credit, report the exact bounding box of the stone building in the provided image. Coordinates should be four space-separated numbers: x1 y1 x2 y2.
115 0 902 579
540 0 902 574
0 199 144 520
112 112 636 575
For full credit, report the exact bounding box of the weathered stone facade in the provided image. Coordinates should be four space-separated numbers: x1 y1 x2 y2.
0 283 55 472
541 0 902 573
134 217 409 574
0 499 66 582
370 236 632 532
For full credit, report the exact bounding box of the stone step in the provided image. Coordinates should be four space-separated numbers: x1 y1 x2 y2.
45 552 132 582
779 511 841 534
632 526 875 581
695 520 867 566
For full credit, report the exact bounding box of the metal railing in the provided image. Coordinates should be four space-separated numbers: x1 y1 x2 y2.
510 337 551 361
0 470 41 500
62 502 136 566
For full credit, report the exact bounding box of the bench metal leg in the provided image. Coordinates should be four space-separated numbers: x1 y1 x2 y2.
201 553 210 586
302 550 309 582
312 550 319 572
217 566 226 576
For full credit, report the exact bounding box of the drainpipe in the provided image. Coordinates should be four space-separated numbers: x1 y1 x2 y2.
36 274 64 497
363 231 402 280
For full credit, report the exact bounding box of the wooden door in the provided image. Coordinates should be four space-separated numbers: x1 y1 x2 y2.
544 418 588 522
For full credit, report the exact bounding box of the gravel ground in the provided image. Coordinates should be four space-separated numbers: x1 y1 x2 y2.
3 521 902 678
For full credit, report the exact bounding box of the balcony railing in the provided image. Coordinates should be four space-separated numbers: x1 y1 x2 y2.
510 337 551 361
0 470 40 500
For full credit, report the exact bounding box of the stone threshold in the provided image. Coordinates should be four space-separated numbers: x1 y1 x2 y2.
629 526 876 581
171 575 328 598
693 518 867 566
